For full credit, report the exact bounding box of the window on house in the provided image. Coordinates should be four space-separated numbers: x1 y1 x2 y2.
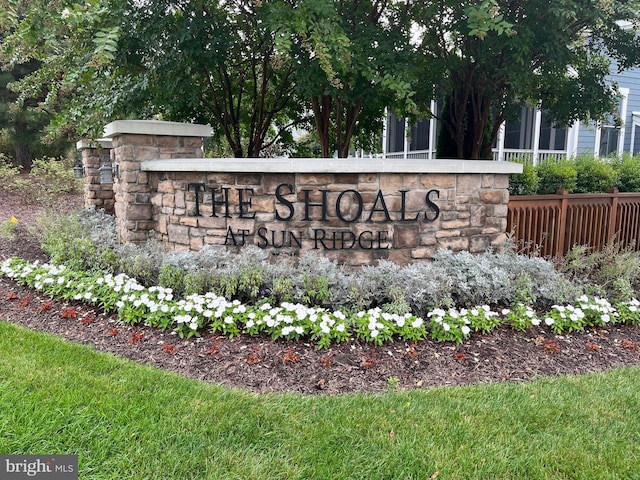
599 125 620 157
596 88 629 157
538 111 567 151
409 118 430 151
504 106 535 149
633 126 640 156
386 112 406 153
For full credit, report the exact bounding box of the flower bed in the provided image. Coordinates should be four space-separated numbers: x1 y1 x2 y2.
3 257 640 348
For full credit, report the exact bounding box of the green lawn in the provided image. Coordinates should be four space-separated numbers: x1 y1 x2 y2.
1 320 639 479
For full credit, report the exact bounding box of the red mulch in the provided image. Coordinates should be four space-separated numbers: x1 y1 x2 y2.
1 187 640 394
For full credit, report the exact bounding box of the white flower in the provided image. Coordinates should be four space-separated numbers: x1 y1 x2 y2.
461 325 470 336
61 7 71 19
544 317 554 326
442 323 451 332
531 318 541 326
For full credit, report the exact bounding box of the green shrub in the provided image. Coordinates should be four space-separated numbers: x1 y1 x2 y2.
0 219 17 240
33 208 590 314
36 212 96 270
29 156 81 203
536 159 577 194
508 161 539 196
159 265 186 297
271 277 295 303
115 242 165 286
611 154 640 192
1 155 81 205
0 130 14 159
0 154 21 188
561 241 640 301
573 155 618 193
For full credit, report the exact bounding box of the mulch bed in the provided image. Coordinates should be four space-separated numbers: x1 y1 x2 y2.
1 187 640 395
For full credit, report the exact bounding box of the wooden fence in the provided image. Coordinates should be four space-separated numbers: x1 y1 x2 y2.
507 189 640 258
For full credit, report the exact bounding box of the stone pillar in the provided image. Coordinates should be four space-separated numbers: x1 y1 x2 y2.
103 120 212 244
76 139 114 214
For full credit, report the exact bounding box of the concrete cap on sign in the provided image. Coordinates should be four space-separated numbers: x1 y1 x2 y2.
141 158 524 174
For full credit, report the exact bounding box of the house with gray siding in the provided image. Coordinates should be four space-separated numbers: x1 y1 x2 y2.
383 64 640 164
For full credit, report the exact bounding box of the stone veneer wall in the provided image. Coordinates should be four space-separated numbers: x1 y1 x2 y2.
148 171 511 266
76 139 114 214
103 120 522 267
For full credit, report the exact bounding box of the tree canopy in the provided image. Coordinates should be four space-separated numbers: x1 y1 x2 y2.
273 0 414 157
411 0 640 159
1 0 639 159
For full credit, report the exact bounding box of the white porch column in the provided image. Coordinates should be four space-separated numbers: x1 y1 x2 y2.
403 118 410 159
631 112 640 155
532 109 542 165
496 122 506 162
618 88 630 156
428 99 437 161
566 121 580 158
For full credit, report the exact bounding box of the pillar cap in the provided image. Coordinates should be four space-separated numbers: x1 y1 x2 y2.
76 138 113 150
103 120 212 138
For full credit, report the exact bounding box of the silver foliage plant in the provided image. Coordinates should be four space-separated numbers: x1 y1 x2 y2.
67 208 582 314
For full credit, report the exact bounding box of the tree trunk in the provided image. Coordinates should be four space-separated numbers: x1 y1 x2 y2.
13 120 33 169
337 100 363 158
312 95 332 158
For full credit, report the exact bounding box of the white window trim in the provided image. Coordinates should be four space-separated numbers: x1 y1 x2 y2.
631 111 640 155
594 87 629 157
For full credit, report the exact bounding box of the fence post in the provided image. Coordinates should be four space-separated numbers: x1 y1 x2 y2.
607 188 620 244
556 189 569 257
